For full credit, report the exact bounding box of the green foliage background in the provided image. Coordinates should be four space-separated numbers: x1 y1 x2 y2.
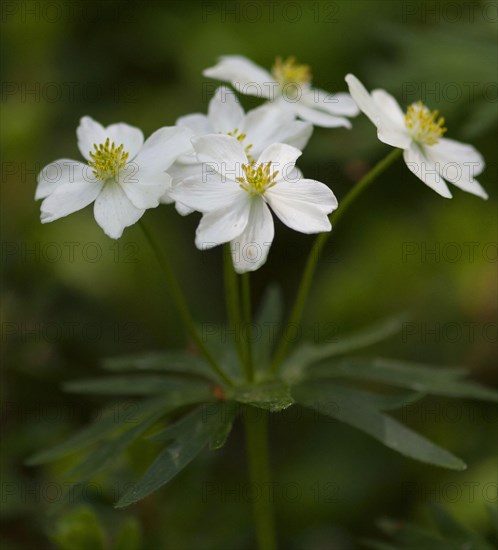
1 0 497 548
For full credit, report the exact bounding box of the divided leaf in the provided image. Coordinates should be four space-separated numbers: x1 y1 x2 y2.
294 382 466 470
102 351 217 381
231 381 294 412
282 315 406 381
310 358 498 402
63 375 209 396
115 402 237 508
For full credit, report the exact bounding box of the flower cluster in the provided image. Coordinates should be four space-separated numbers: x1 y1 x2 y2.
37 55 487 272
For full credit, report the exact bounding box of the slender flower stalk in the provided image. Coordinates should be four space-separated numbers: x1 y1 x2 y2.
271 147 403 373
139 220 233 386
244 407 277 550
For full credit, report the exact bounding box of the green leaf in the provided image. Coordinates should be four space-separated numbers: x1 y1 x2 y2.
63 375 209 396
253 284 284 373
50 506 106 550
377 518 452 549
230 381 294 412
65 387 212 481
26 398 167 465
209 401 239 450
294 382 466 470
114 517 142 550
429 504 494 549
102 350 217 381
282 315 406 381
115 402 235 508
310 358 498 402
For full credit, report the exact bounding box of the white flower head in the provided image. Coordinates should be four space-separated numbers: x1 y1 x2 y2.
203 55 359 128
162 85 314 213
345 74 487 200
36 117 193 238
170 134 338 273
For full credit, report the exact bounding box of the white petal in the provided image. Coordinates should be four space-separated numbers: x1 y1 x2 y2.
208 86 245 133
93 182 144 239
169 172 245 213
41 178 103 223
265 179 337 233
403 145 452 198
345 74 382 126
371 89 406 127
36 159 89 200
160 159 202 205
195 195 251 250
345 75 410 148
256 143 302 181
203 55 275 99
120 166 171 209
176 113 213 135
294 103 353 128
447 176 488 199
376 122 412 149
371 89 411 148
426 138 485 176
242 104 313 155
105 123 144 160
175 202 195 216
192 134 247 179
231 199 274 273
77 116 107 160
133 126 194 173
302 89 360 117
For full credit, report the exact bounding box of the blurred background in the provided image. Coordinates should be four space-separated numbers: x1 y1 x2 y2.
1 0 497 548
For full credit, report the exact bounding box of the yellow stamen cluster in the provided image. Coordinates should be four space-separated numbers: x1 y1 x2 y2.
237 160 279 196
88 138 129 180
227 128 253 157
404 101 447 145
272 56 312 87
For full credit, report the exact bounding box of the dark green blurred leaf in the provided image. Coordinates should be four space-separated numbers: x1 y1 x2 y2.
310 358 498 402
294 382 466 470
116 402 234 508
50 506 106 550
430 504 494 549
114 517 142 550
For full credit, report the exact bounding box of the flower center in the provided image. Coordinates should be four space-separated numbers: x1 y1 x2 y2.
88 138 129 181
404 101 447 145
236 160 279 196
227 128 253 158
272 56 312 88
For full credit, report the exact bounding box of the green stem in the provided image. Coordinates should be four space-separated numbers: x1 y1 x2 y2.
139 220 233 386
223 245 248 380
271 148 403 374
244 407 277 550
241 273 254 382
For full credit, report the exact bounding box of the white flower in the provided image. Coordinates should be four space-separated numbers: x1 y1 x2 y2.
169 134 337 273
345 74 487 200
203 55 359 128
36 116 193 238
162 85 313 214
